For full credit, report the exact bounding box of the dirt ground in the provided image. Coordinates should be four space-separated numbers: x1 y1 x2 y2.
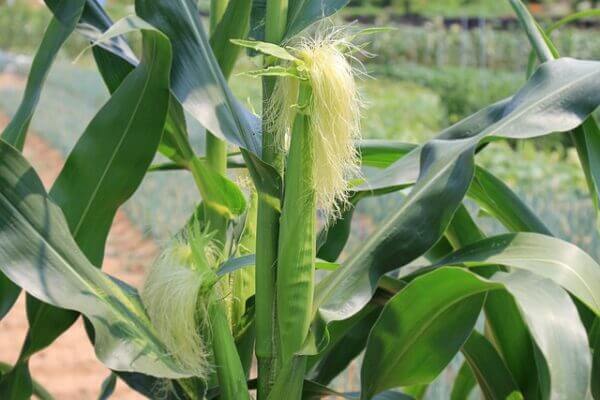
0 74 157 399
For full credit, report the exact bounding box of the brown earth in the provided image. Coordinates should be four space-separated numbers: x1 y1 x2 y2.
0 74 157 399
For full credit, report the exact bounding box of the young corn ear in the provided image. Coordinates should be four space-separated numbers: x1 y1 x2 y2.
140 226 220 378
275 28 364 368
269 31 363 220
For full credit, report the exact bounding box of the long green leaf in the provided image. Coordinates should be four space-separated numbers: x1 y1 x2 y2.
135 0 261 154
360 268 493 399
511 0 600 222
492 271 591 399
0 0 86 325
307 58 600 357
13 13 174 366
362 267 592 399
461 331 522 400
423 232 598 398
1 2 84 149
450 362 476 400
436 233 600 315
0 139 187 378
210 0 252 78
436 198 543 399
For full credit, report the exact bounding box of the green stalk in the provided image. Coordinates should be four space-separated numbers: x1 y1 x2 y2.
266 0 289 46
508 0 554 63
256 1 289 398
206 0 231 247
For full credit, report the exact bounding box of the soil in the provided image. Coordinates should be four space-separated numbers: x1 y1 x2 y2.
0 73 157 399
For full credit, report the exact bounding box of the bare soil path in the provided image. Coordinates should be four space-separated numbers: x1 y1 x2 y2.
0 73 157 399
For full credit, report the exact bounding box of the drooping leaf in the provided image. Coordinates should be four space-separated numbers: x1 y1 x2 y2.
512 0 600 221
135 0 261 155
491 271 591 399
461 331 522 400
362 268 592 399
436 207 543 399
435 233 600 315
424 231 598 399
0 0 86 325
7 10 174 379
2 1 85 150
361 268 493 399
307 58 600 358
0 140 188 378
450 362 476 400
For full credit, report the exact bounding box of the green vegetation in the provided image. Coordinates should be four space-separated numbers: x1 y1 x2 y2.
0 1 598 400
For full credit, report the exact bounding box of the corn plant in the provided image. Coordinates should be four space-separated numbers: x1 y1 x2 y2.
0 0 599 399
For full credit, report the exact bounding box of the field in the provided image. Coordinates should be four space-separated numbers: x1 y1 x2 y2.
0 1 598 399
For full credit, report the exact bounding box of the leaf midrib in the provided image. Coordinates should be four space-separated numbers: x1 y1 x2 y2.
370 283 490 395
71 38 157 237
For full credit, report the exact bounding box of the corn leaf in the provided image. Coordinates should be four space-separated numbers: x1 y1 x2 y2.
362 268 591 399
361 268 493 398
0 0 86 323
0 140 188 378
433 233 600 315
135 0 261 155
210 0 253 78
307 59 600 360
231 39 298 61
450 362 476 400
461 331 522 400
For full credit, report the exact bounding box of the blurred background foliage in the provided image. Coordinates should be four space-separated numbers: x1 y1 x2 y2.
0 1 598 395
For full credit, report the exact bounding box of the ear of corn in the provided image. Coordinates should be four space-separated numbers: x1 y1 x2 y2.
272 31 363 367
276 81 317 364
